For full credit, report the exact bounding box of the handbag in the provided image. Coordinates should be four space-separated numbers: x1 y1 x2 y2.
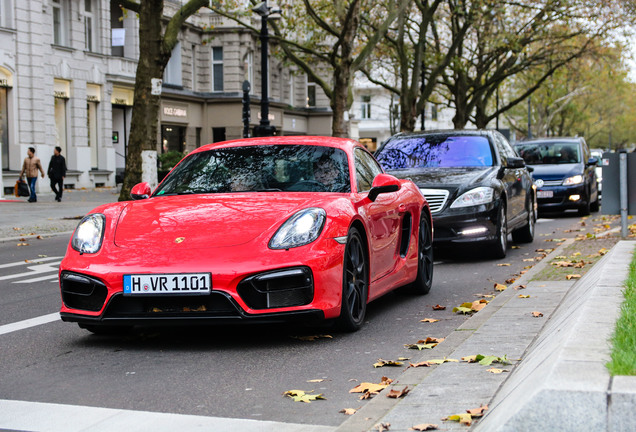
15 178 30 197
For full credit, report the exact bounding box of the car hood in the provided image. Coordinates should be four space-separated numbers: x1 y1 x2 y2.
113 194 316 249
387 167 497 188
528 163 582 180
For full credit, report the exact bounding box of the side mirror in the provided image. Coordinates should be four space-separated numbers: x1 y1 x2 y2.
587 157 598 166
130 182 151 200
368 173 401 202
506 157 526 169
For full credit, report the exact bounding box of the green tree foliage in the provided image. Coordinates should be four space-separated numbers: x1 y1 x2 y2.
505 43 636 150
117 0 210 202
212 0 409 137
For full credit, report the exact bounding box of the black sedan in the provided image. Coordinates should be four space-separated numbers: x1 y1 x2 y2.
374 130 536 258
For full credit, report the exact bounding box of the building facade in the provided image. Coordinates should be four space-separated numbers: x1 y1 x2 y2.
0 1 333 198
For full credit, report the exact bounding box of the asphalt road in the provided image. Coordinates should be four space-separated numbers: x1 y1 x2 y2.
0 213 587 428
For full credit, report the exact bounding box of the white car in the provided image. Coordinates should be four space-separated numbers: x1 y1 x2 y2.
590 149 603 195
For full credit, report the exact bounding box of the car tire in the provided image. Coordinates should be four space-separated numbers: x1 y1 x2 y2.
403 212 433 295
578 194 591 216
337 227 369 332
491 203 508 259
512 203 535 243
590 194 600 213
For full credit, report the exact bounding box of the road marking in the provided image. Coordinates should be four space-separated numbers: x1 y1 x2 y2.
0 260 61 283
0 399 335 432
15 274 59 284
0 256 63 269
0 313 59 336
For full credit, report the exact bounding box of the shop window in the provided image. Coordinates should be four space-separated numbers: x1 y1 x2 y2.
54 97 68 157
0 87 8 169
161 125 186 153
164 41 183 86
306 77 316 107
431 104 438 121
361 95 371 119
244 51 253 90
212 127 226 143
212 47 224 92
52 0 70 46
191 44 197 91
87 101 98 168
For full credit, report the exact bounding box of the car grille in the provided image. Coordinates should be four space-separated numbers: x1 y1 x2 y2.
539 179 563 186
420 189 450 214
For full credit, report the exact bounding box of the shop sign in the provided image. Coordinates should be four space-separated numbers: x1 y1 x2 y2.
163 106 188 118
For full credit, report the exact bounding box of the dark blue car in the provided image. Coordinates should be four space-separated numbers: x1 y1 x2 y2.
514 137 599 216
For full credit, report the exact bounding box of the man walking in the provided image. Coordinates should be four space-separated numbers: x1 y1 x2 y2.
48 146 67 202
19 147 45 203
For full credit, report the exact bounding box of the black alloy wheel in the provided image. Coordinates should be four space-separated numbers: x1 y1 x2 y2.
492 202 508 259
337 227 369 332
404 212 433 295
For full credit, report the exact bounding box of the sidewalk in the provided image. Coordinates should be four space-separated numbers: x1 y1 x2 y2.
337 239 635 432
0 187 120 241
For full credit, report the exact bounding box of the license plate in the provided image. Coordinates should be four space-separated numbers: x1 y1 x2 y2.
123 273 211 296
537 190 553 198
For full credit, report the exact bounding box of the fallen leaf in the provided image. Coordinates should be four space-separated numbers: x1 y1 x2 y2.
515 285 527 290
474 354 510 366
494 283 507 291
350 378 392 395
283 390 326 403
462 355 478 363
374 423 391 432
17 242 29 246
432 304 446 310
443 413 472 426
518 294 530 299
38 254 48 258
452 306 473 315
13 227 22 230
36 235 43 240
386 386 410 398
466 405 489 417
532 311 544 317
572 252 582 256
427 358 458 364
420 318 439 323
373 359 404 368
307 379 325 383
486 368 508 374
409 424 438 431
339 408 357 415
407 361 432 369
566 274 581 280
505 278 517 284
497 263 511 267
511 245 520 249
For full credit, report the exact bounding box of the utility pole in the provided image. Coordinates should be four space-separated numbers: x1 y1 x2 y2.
527 96 532 139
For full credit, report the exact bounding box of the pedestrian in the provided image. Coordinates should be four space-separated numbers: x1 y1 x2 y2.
48 146 67 202
19 147 45 203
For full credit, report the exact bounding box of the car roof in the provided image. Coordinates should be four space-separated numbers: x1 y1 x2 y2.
387 129 497 139
516 137 584 145
192 136 363 155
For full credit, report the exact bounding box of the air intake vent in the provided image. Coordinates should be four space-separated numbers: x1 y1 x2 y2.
420 189 449 214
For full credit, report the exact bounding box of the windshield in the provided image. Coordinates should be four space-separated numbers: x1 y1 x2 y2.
515 142 581 165
153 145 351 196
375 136 494 170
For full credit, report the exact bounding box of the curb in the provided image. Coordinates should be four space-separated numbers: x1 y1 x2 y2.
474 240 635 431
335 240 576 432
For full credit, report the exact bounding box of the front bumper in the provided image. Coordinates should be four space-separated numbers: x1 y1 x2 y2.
431 202 498 246
536 184 587 212
59 239 345 327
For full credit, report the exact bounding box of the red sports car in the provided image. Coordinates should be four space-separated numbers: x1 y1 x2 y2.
59 136 433 333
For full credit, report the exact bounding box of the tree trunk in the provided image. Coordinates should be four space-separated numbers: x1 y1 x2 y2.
331 65 351 137
118 0 168 202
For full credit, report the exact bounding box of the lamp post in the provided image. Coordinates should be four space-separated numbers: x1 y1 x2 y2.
252 1 278 137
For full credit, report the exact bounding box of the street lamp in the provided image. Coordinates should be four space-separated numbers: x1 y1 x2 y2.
252 1 280 137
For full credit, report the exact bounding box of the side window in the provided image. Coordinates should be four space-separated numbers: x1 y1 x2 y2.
355 148 383 192
494 134 515 165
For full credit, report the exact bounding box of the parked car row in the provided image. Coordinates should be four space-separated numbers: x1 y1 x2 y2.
60 130 597 334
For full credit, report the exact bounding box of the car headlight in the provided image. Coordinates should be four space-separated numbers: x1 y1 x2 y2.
563 175 583 185
269 208 326 249
450 187 494 208
71 214 105 254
